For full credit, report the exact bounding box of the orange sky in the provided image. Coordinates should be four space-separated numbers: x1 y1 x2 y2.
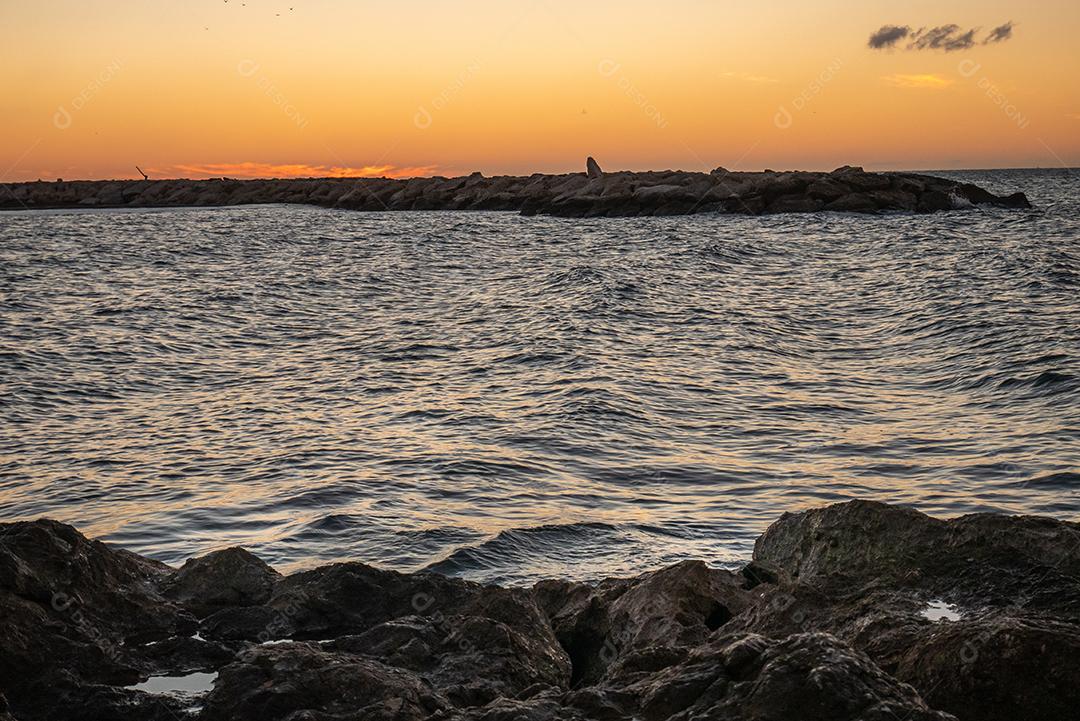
2 0 1078 180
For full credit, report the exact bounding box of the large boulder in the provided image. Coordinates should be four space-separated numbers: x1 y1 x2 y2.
202 645 451 721
0 520 198 718
163 547 281 617
535 561 753 686
623 632 955 721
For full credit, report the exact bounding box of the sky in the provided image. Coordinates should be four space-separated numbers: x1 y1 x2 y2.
2 0 1079 180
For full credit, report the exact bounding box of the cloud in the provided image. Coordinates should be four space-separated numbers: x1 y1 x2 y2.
147 162 439 180
868 22 1015 52
869 25 912 50
909 25 977 52
882 74 955 89
984 22 1014 44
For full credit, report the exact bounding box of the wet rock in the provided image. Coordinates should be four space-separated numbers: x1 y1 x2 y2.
753 500 1080 592
4 504 1076 721
202 644 451 721
534 561 752 686
163 547 281 618
746 501 1080 721
919 189 955 212
327 612 571 707
0 521 210 720
624 633 955 721
892 615 1080 721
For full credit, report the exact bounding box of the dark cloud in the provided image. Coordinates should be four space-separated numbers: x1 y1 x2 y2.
910 25 977 52
868 21 1015 52
985 22 1014 44
868 25 912 49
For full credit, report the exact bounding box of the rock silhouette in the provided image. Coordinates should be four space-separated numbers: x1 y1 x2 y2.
586 156 604 179
1 166 1030 217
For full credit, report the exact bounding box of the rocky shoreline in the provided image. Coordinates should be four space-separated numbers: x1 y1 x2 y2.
2 500 1077 721
0 163 1031 217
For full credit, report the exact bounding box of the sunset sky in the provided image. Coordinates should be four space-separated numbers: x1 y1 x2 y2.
3 0 1079 180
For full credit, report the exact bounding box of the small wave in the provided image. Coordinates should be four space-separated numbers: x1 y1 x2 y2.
1018 472 1080 489
998 370 1075 392
423 522 621 578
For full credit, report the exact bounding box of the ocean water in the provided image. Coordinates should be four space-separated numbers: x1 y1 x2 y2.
1 168 1078 585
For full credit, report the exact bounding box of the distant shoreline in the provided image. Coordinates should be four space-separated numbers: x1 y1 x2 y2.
1 165 1031 217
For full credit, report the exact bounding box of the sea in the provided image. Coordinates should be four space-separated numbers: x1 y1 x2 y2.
1 168 1077 585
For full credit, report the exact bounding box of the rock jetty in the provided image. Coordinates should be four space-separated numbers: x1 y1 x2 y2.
2 500 1077 721
0 163 1031 217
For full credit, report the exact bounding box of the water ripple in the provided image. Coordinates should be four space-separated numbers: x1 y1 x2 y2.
0 169 1078 585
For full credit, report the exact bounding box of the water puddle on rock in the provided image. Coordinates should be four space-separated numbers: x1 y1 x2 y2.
921 600 962 622
131 671 218 695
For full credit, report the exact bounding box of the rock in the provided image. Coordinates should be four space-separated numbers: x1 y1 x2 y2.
632 184 686 202
535 561 752 686
326 612 571 706
842 172 892 191
826 193 880 213
0 520 198 719
919 189 955 213
4 504 1076 721
586 157 604 179
892 615 1080 721
807 178 851 200
202 645 451 721
766 195 824 214
746 501 1080 721
753 500 1080 591
0 170 1031 218
163 547 280 617
623 633 954 721
867 189 918 212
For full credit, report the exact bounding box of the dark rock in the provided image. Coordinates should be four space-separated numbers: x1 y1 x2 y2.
826 193 880 213
723 195 767 215
326 612 571 706
866 189 918 212
4 503 1076 721
534 561 751 686
623 632 954 721
843 173 892 191
919 189 955 212
202 645 451 721
753 500 1080 591
0 170 1030 217
0 520 197 719
747 501 1080 721
892 615 1080 721
766 195 824 214
163 547 280 618
807 178 851 200
999 191 1031 209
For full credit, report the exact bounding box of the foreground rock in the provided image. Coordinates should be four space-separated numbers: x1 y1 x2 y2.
0 164 1030 217
2 501 1077 720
